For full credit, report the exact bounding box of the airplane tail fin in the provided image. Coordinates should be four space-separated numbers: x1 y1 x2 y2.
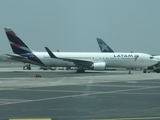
4 27 33 54
96 38 114 52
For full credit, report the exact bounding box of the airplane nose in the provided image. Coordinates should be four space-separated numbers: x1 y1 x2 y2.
151 59 158 65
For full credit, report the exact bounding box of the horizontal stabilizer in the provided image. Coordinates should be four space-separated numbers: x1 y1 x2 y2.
6 54 28 63
6 54 28 59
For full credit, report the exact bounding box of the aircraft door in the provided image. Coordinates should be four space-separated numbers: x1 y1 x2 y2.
140 57 144 62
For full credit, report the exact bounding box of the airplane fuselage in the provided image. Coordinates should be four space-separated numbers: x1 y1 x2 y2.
30 52 157 69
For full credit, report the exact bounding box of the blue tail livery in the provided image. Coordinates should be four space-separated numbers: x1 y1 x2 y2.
4 28 33 54
96 38 114 52
4 27 44 66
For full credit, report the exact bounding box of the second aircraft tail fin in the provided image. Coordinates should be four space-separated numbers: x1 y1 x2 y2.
96 38 114 52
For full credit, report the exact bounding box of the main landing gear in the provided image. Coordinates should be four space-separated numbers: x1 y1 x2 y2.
143 69 147 73
143 69 151 73
128 70 131 74
76 69 85 73
23 64 31 70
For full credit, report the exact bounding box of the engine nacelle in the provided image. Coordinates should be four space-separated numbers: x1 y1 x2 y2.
90 62 106 70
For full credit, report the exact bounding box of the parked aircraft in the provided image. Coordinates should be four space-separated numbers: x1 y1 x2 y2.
45 46 157 73
97 38 160 73
4 27 157 73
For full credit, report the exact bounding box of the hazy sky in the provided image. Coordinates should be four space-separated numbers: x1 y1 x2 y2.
0 0 160 55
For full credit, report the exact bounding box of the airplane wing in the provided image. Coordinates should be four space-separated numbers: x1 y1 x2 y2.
45 47 93 66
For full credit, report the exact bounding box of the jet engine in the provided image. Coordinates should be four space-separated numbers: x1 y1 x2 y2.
90 62 106 70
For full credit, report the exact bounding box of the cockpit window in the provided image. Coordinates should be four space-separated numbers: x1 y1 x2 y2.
150 57 154 59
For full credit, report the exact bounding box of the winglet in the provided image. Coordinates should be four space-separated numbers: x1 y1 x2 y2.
45 47 57 58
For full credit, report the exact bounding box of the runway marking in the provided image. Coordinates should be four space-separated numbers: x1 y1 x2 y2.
0 88 20 90
0 99 31 105
126 81 138 83
0 82 156 94
94 116 160 119
79 84 149 88
0 85 160 106
112 92 160 95
82 80 93 95
9 118 51 120
0 99 27 101
0 83 144 90
0 87 90 93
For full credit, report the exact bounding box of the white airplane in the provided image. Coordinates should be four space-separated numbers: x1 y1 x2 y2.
44 47 157 73
4 27 157 73
96 38 160 73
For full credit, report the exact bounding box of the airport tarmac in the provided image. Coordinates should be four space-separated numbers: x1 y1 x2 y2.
0 66 160 120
